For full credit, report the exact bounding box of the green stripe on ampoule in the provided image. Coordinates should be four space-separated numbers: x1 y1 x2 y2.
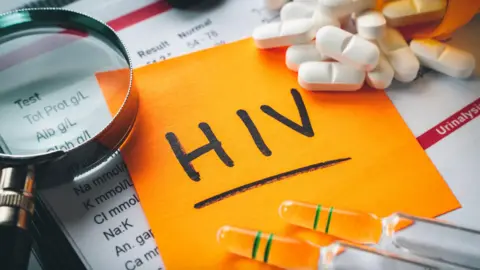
263 233 274 263
313 204 322 230
252 231 262 259
325 207 334 233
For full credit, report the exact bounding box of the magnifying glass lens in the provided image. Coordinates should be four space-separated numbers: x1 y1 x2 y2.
0 10 135 270
0 25 130 155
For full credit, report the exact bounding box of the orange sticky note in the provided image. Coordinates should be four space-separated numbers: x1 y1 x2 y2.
102 39 459 269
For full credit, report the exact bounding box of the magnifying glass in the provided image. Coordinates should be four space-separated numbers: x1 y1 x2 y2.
0 8 137 270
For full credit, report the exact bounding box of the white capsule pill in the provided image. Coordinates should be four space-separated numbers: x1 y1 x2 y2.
316 25 380 71
312 8 341 30
410 39 476 78
286 43 329 71
281 2 315 21
356 10 386 40
366 54 394 89
298 61 366 91
378 27 419 82
318 0 375 19
293 0 318 7
382 0 447 27
252 19 317 49
264 0 289 10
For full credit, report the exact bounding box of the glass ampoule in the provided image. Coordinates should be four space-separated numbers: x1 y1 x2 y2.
278 200 383 244
216 225 445 270
279 200 480 269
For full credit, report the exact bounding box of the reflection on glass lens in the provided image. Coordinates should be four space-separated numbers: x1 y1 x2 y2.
0 27 129 155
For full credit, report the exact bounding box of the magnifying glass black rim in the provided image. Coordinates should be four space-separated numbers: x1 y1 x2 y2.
0 8 137 177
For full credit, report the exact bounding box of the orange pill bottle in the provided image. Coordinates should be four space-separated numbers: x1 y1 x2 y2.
375 0 480 40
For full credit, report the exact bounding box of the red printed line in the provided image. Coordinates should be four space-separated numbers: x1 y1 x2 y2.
417 97 480 150
107 1 171 31
0 1 171 72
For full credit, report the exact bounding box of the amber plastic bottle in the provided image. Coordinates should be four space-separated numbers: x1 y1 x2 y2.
375 0 480 40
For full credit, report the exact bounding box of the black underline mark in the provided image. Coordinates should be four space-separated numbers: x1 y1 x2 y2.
194 157 352 209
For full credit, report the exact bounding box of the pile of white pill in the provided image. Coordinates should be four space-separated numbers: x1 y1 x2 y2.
253 0 476 91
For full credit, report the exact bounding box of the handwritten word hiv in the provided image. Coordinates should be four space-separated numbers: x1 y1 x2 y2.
164 88 351 209
165 89 314 181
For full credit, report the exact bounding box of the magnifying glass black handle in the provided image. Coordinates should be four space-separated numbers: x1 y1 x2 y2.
0 225 32 270
0 166 35 270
